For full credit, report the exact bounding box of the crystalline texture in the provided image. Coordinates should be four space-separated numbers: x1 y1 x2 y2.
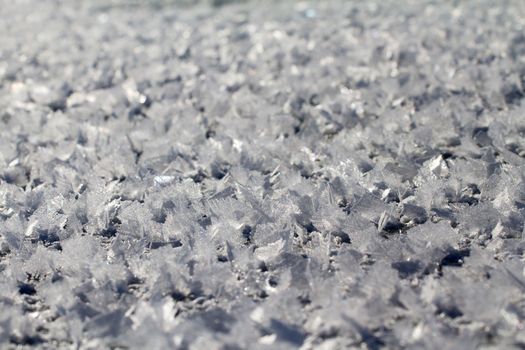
0 0 524 349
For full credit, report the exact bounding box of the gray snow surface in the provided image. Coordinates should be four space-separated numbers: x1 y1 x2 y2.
1 0 525 349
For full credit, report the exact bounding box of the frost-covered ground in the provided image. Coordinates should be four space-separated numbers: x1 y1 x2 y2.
1 0 525 348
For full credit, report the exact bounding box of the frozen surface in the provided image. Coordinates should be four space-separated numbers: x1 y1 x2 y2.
1 0 525 348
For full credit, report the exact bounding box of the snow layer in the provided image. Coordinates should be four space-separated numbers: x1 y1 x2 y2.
1 0 525 349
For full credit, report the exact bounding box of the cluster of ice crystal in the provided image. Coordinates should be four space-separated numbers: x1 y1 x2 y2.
1 0 525 348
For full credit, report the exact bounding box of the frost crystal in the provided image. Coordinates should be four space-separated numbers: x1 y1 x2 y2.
0 0 525 349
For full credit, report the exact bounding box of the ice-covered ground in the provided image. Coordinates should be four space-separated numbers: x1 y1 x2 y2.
1 0 525 348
